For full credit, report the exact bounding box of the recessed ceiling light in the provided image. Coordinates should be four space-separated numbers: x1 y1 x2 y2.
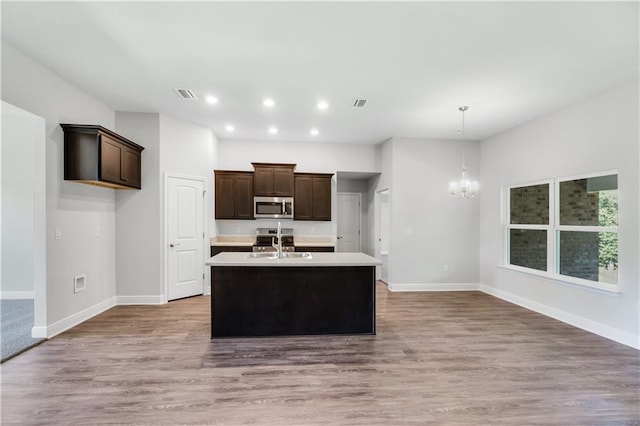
205 95 219 104
263 98 275 108
268 126 278 134
317 101 329 110
225 124 235 132
310 128 319 136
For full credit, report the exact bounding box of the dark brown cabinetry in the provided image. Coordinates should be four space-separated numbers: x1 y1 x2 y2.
211 245 253 257
214 171 254 219
294 173 333 221
61 124 144 189
252 163 295 196
295 246 335 252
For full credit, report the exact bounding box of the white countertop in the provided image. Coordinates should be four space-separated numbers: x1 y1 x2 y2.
207 252 381 267
210 235 334 247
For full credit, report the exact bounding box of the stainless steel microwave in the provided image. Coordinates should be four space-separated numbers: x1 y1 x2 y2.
254 196 294 219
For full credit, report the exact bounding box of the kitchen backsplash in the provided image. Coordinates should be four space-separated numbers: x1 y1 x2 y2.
215 219 333 237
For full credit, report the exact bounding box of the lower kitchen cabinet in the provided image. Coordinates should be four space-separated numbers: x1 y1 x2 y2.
296 246 335 252
211 245 253 257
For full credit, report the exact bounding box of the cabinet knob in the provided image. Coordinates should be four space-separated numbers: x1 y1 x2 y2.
170 243 181 248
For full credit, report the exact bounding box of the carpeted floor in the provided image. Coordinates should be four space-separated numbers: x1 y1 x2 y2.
1 299 45 362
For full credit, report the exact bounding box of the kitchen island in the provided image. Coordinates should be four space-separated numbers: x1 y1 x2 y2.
206 252 381 338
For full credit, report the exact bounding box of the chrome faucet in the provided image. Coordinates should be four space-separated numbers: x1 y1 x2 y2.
272 221 283 258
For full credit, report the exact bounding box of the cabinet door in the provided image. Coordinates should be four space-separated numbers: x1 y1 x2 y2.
273 167 294 196
100 135 122 184
235 174 254 219
211 245 253 256
253 168 274 196
215 174 237 219
312 176 332 220
294 176 313 220
121 147 141 189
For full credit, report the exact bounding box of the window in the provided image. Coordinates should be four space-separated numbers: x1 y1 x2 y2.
505 172 618 290
508 183 550 272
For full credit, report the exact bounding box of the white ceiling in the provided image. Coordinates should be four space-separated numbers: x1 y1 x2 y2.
2 2 638 145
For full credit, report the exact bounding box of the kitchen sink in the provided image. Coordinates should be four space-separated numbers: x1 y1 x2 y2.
247 252 313 259
283 252 312 259
247 252 279 259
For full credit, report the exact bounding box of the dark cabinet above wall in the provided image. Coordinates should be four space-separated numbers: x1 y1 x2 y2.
60 124 144 189
252 162 296 197
214 171 254 219
294 173 333 221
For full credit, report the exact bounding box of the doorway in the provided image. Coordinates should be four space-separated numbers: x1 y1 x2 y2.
165 175 205 301
378 189 390 284
1 101 46 360
337 193 362 252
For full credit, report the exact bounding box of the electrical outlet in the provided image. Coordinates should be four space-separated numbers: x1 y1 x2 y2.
55 229 62 240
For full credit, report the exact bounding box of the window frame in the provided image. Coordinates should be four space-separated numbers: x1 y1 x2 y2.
503 171 619 294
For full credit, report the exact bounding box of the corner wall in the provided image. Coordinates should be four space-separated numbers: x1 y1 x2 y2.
384 137 481 290
1 40 117 335
115 112 163 304
479 80 640 348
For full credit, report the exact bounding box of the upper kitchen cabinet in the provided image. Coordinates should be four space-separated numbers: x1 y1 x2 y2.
252 163 296 197
61 124 144 189
215 171 254 220
294 173 333 221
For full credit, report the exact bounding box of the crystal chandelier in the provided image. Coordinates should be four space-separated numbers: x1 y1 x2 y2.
448 106 479 199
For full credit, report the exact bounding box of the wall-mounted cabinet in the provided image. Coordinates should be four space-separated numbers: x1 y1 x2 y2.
294 173 333 221
214 171 254 219
252 163 296 197
61 124 144 189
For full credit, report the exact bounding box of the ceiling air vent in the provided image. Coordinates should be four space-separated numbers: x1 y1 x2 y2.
174 88 198 100
352 98 368 108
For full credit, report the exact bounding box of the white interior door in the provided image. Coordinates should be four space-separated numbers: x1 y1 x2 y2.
337 193 361 252
167 176 204 301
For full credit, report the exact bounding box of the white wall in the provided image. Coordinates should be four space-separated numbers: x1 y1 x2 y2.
479 80 640 348
382 137 481 290
1 101 46 311
1 40 117 335
217 139 380 174
160 114 216 239
115 112 162 303
215 139 380 238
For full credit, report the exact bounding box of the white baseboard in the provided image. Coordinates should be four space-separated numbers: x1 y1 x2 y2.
389 282 480 292
0 291 35 299
44 297 117 339
479 284 639 350
31 326 47 339
116 295 165 305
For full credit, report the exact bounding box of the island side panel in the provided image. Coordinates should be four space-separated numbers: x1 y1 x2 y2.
211 266 375 337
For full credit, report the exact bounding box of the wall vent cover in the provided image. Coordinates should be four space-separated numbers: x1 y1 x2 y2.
175 88 198 100
352 98 368 108
74 274 86 293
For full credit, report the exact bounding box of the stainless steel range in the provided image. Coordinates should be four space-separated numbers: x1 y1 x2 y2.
253 227 295 253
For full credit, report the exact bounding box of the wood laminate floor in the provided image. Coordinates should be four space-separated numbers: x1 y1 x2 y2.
1 283 638 425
